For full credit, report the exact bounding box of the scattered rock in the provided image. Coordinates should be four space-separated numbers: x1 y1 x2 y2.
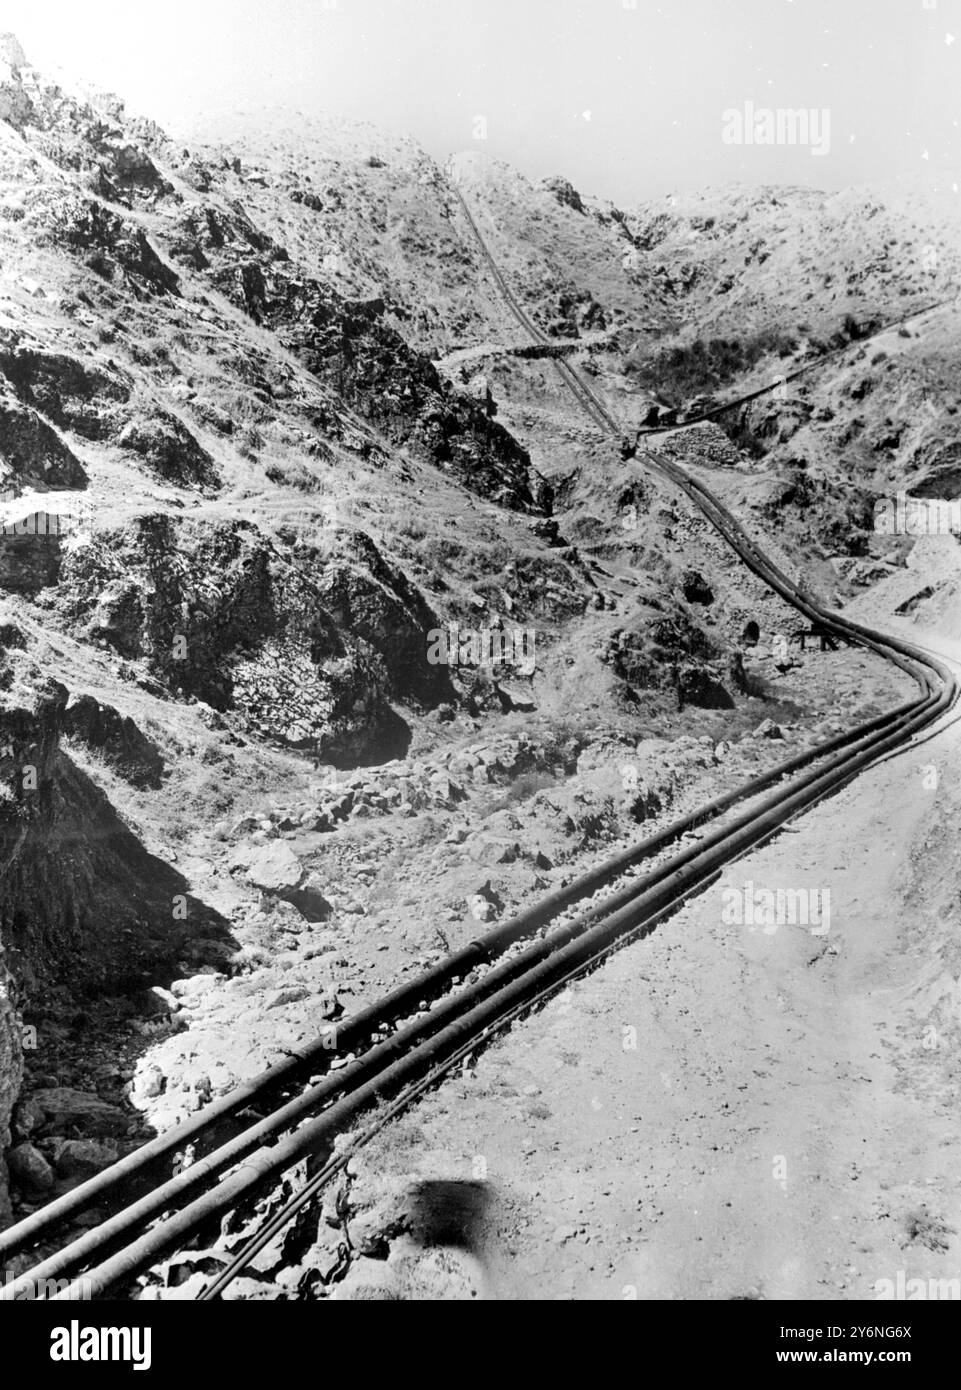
284 874 331 923
132 1065 166 1101
51 1137 119 1181
246 842 303 895
135 985 180 1019
171 973 224 1000
30 1087 130 1138
8 1142 54 1193
264 985 311 1009
10 1096 42 1139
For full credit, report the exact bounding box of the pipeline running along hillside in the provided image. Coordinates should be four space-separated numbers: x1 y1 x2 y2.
0 190 955 1302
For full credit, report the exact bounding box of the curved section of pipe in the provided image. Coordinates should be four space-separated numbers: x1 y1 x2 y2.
4 190 954 1300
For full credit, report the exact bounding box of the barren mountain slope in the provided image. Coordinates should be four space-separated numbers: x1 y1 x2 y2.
0 37 958 1275
0 45 837 1221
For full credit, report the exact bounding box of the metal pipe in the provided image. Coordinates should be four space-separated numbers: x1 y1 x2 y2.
10 197 953 1297
3 680 929 1296
0 665 919 1264
49 662 953 1300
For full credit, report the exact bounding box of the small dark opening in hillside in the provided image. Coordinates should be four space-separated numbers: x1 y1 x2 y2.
682 571 714 605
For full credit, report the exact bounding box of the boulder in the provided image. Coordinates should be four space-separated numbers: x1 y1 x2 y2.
131 1065 165 1101
230 815 260 838
7 1141 54 1193
10 1096 42 1140
284 874 331 923
495 682 537 712
170 973 223 1001
51 1137 119 1180
134 985 180 1019
467 836 519 865
30 1087 130 1138
245 842 303 895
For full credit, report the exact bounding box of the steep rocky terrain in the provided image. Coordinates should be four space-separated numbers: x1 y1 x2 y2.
0 34 958 1280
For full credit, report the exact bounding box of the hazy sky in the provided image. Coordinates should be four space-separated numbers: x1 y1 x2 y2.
4 0 960 201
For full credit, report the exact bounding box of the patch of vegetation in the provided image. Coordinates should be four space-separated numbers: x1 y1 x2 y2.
902 1206 954 1253
485 771 557 814
241 422 265 452
810 312 885 354
264 460 324 492
626 328 799 407
719 411 768 459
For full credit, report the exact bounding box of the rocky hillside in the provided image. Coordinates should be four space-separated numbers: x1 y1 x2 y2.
177 106 961 579
0 34 957 1239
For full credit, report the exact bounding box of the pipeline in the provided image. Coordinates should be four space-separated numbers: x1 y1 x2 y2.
47 650 952 1302
0 677 926 1298
635 297 956 436
0 666 920 1266
451 179 953 439
3 190 955 1302
135 210 961 1297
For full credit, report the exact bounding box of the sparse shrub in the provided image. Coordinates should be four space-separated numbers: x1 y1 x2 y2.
392 511 428 542
264 461 324 492
489 771 556 810
720 412 766 459
627 328 799 407
415 534 464 566
129 338 171 367
835 312 883 347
